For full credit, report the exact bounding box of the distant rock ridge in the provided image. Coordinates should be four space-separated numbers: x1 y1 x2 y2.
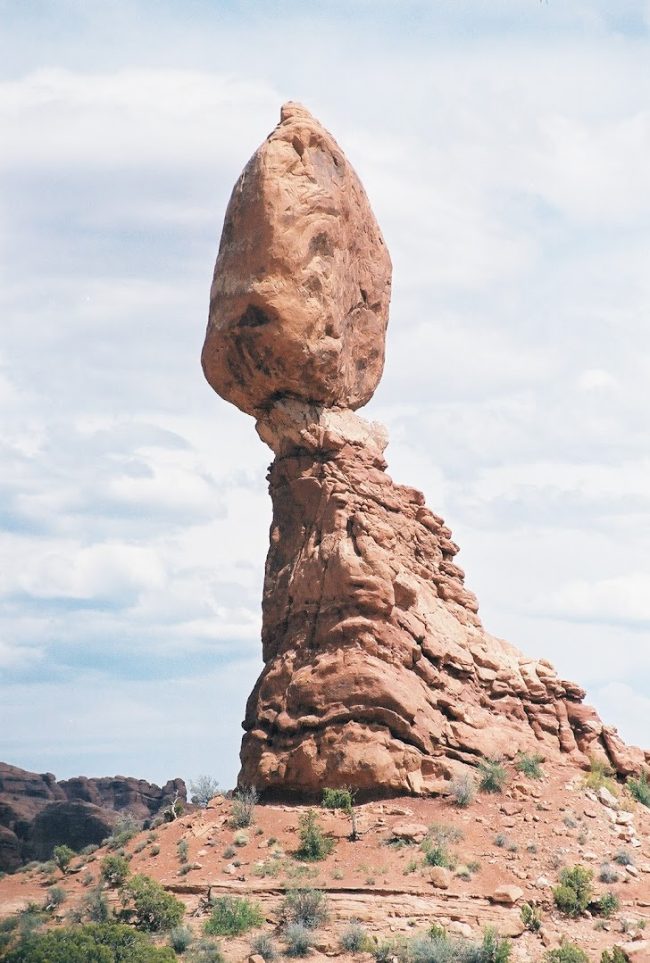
0 762 185 871
203 103 648 797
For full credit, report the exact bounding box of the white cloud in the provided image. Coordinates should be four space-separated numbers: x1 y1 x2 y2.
0 4 649 784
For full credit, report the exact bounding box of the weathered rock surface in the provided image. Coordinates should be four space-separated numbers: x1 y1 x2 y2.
202 102 391 415
202 104 648 798
0 762 185 871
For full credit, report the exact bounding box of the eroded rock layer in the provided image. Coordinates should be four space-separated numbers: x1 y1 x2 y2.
202 104 647 797
239 405 646 795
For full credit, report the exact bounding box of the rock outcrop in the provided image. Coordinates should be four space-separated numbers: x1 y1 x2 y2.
203 104 648 797
0 763 186 871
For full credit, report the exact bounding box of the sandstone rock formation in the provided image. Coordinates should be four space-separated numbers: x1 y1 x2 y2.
0 763 186 871
203 104 648 797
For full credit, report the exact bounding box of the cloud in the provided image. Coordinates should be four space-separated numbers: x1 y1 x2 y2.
0 4 648 785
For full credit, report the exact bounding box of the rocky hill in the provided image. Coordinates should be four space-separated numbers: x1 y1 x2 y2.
0 762 185 872
0 770 648 961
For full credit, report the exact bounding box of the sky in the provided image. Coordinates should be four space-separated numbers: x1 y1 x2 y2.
0 0 649 791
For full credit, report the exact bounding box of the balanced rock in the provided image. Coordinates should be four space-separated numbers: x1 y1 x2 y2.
202 102 391 415
203 104 649 797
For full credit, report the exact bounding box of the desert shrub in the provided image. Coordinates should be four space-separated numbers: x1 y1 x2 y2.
340 921 369 952
295 810 334 861
106 813 141 850
479 927 512 963
230 786 258 828
520 902 542 932
543 941 589 963
280 888 328 929
284 923 313 957
449 774 476 807
150 846 160 857
1 922 175 962
322 788 353 811
515 752 544 780
204 896 263 936
553 866 593 917
423 845 450 868
478 757 508 793
222 845 236 858
81 844 99 856
52 844 75 873
233 830 248 847
584 758 617 794
601 948 627 963
189 776 220 808
614 849 634 867
101 854 131 887
494 833 507 848
44 886 67 910
123 874 185 931
169 925 193 952
599 863 619 884
627 771 650 807
177 840 189 863
82 885 111 923
187 938 224 963
250 932 278 960
595 892 620 918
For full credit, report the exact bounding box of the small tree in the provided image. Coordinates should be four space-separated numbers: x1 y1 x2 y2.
123 874 185 931
190 776 220 808
553 866 593 917
295 810 334 861
52 845 75 874
101 854 131 887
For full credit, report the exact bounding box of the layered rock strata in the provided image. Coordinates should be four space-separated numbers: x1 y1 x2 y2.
203 104 647 797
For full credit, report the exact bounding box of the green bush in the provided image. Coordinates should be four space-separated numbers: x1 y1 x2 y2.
627 771 650 807
82 886 111 923
280 888 328 929
553 866 593 917
1 922 176 962
123 875 185 932
520 902 542 932
101 854 131 887
601 948 627 963
204 896 263 936
515 752 544 780
230 787 258 828
321 788 353 811
543 941 589 963
295 810 334 861
284 923 312 957
479 927 511 963
52 844 76 873
169 925 193 952
478 758 508 793
595 892 620 918
584 758 617 794
177 840 189 863
340 921 369 952
423 845 450 868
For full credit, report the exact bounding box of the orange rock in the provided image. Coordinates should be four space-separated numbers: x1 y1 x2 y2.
202 103 391 416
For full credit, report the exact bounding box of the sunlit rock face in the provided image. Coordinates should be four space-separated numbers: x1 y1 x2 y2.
203 104 648 798
202 101 392 416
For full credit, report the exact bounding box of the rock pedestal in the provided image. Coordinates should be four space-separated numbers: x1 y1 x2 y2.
203 104 648 797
